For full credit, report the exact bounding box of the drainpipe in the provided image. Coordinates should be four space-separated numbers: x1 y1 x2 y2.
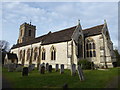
71 39 74 65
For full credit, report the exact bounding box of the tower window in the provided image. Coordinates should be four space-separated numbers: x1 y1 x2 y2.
29 30 31 36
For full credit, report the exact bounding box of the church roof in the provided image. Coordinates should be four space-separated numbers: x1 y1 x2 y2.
11 24 104 49
83 24 104 37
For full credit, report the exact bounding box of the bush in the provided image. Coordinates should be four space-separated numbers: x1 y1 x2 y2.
78 59 94 70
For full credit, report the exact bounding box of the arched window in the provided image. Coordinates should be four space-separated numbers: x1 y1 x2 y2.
29 30 31 36
34 47 38 61
77 35 83 58
93 43 95 49
42 47 46 60
86 38 96 57
26 49 30 61
89 43 92 49
93 51 96 57
50 46 56 60
19 50 22 61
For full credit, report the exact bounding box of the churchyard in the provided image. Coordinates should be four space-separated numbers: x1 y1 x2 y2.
2 64 119 88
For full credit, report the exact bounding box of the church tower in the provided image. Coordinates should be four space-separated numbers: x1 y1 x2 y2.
17 22 36 44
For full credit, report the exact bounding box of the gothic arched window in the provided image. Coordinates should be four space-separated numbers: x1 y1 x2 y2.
34 47 38 61
42 47 46 60
29 30 31 36
26 49 30 61
50 46 56 60
86 38 96 57
78 35 83 58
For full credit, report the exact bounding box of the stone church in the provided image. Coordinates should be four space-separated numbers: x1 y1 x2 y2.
11 20 116 69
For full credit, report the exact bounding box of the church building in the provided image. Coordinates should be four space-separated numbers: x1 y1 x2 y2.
11 20 116 69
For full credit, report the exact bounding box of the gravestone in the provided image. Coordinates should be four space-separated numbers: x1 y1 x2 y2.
40 66 45 74
46 63 49 71
60 64 64 74
8 64 15 72
31 64 35 70
39 64 44 72
13 63 17 69
71 64 76 76
48 65 52 73
28 64 35 72
55 64 59 72
37 63 39 70
77 65 85 81
22 67 28 76
91 62 94 70
42 63 45 66
4 64 8 68
16 65 23 72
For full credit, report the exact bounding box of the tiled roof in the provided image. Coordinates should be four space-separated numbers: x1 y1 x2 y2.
83 24 104 37
11 24 104 49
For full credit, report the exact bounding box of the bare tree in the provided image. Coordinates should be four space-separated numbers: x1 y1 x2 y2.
0 40 10 52
0 40 10 64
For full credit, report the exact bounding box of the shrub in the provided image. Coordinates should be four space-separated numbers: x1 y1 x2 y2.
78 59 94 70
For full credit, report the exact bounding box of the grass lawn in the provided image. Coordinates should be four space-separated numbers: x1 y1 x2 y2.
2 67 119 88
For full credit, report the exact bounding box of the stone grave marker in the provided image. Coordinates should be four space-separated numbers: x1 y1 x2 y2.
71 64 76 76
55 64 59 72
77 65 85 81
4 64 8 68
31 64 35 70
46 63 49 71
48 65 52 73
28 64 35 72
8 64 15 72
16 65 23 72
39 64 44 72
37 63 40 70
40 66 45 74
22 67 28 76
13 63 17 69
60 64 64 74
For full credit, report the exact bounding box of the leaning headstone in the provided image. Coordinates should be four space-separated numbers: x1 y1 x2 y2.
60 64 64 74
46 63 49 71
8 64 14 72
77 65 85 81
22 67 28 76
55 64 59 72
40 66 45 74
48 65 52 73
71 64 76 76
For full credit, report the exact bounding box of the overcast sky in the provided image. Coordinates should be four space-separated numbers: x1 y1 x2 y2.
2 2 118 49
